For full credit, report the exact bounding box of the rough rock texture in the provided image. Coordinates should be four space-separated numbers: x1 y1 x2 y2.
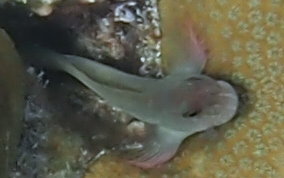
1 1 162 177
85 0 284 177
10 69 141 178
48 0 162 76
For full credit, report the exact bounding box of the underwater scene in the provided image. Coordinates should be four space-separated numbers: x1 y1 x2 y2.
0 0 283 178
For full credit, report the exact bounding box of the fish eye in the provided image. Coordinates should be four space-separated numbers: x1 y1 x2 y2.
182 109 201 118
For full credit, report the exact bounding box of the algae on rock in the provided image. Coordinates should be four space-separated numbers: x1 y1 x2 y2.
0 29 25 178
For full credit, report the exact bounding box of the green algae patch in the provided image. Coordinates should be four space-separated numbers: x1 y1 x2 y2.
0 29 25 178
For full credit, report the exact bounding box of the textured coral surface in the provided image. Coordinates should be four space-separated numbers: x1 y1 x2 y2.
85 0 284 177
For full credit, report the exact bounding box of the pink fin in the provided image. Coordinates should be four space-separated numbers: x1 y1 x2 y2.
127 126 187 169
168 19 208 78
184 20 208 65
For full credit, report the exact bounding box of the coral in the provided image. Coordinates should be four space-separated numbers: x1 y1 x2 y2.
85 0 284 177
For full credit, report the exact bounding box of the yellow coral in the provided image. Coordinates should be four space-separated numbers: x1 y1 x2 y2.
85 0 284 177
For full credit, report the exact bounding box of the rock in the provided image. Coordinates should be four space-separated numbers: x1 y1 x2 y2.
0 29 24 178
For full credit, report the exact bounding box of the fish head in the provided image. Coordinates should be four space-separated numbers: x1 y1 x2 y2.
160 75 239 133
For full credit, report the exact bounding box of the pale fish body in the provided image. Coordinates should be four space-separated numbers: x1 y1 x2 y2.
20 22 238 168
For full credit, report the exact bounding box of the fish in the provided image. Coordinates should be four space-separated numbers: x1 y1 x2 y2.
19 21 238 169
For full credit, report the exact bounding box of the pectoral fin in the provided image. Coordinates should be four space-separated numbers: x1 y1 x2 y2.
127 126 187 168
161 1 207 79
